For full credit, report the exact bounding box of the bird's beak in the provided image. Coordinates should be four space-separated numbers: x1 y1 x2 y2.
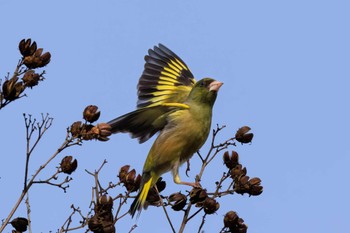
209 80 223 92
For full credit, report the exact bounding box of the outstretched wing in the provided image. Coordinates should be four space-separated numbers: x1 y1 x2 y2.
137 44 196 108
108 103 189 143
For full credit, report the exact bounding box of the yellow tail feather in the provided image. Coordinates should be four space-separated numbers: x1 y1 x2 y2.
130 177 153 218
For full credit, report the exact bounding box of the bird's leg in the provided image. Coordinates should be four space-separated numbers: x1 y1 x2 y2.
172 162 201 188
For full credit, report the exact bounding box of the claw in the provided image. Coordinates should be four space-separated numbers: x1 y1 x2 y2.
185 160 190 177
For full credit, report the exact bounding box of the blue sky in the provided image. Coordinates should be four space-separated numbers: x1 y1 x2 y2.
1 1 349 232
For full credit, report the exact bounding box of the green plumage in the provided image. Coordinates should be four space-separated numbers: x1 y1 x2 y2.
107 44 223 217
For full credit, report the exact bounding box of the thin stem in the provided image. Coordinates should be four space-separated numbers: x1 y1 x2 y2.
155 186 176 233
197 214 207 233
25 192 32 233
0 132 79 233
187 207 203 222
178 202 192 233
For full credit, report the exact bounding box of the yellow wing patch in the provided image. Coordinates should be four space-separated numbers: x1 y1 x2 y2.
137 44 196 108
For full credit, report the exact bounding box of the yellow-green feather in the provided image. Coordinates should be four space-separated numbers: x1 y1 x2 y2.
130 177 154 218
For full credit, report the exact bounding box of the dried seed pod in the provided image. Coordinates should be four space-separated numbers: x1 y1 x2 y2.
2 77 23 101
22 70 40 88
223 151 239 170
98 194 113 210
189 187 208 204
248 177 263 196
235 126 254 144
70 121 82 137
230 164 246 179
235 175 263 196
155 177 166 192
10 217 28 232
83 105 101 123
88 215 103 233
81 124 95 140
203 197 220 214
118 166 141 193
40 52 51 66
118 165 130 182
96 123 112 141
23 47 51 69
168 192 187 211
224 211 239 228
60 156 78 174
223 211 248 233
19 39 37 57
145 177 166 206
249 183 263 196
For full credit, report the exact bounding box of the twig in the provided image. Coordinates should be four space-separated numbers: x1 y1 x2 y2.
187 207 203 222
0 59 25 110
0 127 81 232
114 193 129 223
25 192 32 233
128 224 137 233
179 124 236 232
59 205 88 233
155 186 176 233
178 202 192 233
197 214 207 233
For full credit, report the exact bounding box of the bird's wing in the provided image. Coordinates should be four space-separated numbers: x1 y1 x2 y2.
137 44 196 108
108 103 189 143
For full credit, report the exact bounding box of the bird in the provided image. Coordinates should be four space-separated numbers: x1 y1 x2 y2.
107 44 223 217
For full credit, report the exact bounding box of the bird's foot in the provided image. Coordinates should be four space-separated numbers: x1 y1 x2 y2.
179 181 201 188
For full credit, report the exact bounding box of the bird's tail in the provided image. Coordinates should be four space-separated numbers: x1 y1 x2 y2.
130 176 153 218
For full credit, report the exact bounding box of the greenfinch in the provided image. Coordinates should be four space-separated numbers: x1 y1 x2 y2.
108 44 223 217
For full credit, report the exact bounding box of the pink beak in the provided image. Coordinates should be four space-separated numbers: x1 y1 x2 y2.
209 80 223 92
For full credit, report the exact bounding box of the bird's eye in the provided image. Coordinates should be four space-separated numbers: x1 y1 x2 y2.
199 81 205 87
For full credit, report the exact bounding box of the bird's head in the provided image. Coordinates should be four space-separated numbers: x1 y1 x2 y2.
187 78 223 106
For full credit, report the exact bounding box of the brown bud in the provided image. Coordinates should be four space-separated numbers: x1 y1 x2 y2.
19 39 37 57
155 177 166 193
224 211 238 228
235 126 254 144
96 123 112 141
83 105 101 123
146 189 160 206
98 194 113 210
118 165 130 182
23 47 51 69
223 211 248 233
189 187 208 204
203 197 220 214
230 164 246 179
249 177 261 186
249 184 263 196
14 82 25 99
237 219 248 233
126 169 136 183
60 156 78 174
40 52 51 66
2 77 24 101
223 151 239 170
88 215 103 233
235 175 263 196
81 124 95 140
119 167 141 193
10 217 28 232
22 70 41 88
249 177 263 196
70 121 82 138
239 176 250 186
168 192 187 211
